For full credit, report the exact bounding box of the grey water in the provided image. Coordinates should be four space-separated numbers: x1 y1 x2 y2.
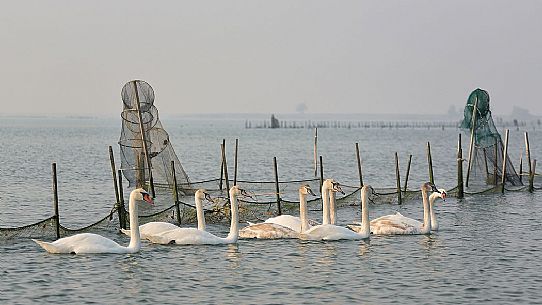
1 116 542 304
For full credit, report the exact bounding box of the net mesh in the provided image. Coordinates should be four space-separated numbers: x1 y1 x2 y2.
118 80 191 193
460 88 522 186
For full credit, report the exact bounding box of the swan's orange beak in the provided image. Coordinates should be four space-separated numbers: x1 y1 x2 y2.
143 193 154 205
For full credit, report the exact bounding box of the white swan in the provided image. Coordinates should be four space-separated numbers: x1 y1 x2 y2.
261 184 318 233
239 184 316 239
301 182 370 241
369 182 441 235
33 188 153 254
121 189 211 239
146 186 246 245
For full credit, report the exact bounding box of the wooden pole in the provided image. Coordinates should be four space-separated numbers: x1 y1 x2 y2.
117 169 126 229
108 146 124 228
493 137 499 186
519 156 523 184
319 155 324 211
314 128 318 177
219 139 225 190
529 160 536 193
132 80 155 198
483 148 490 183
355 143 364 188
171 161 182 225
395 152 402 205
403 154 412 192
108 146 120 208
525 132 532 183
501 129 510 193
427 142 434 185
466 96 479 187
457 133 464 199
234 138 239 186
221 142 230 193
273 157 282 215
52 163 60 239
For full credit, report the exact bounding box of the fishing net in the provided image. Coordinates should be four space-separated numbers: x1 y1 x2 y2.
118 80 191 193
460 89 522 187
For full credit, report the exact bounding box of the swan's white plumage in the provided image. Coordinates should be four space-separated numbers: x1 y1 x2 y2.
120 189 210 240
146 186 243 245
302 224 363 240
33 188 152 254
239 222 299 239
263 215 319 232
368 184 440 235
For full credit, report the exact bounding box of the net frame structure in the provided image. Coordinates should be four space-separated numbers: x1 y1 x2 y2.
461 88 522 187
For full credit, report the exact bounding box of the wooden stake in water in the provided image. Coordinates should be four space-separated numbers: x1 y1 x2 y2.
501 129 510 193
52 163 60 240
355 143 364 188
529 160 536 193
132 80 155 198
234 139 239 186
314 128 318 177
117 169 126 229
403 154 412 192
221 142 230 194
427 142 434 185
319 155 324 211
494 137 498 186
525 132 532 184
457 134 464 199
395 152 402 205
466 96 479 187
171 160 181 225
519 156 523 184
219 139 225 191
273 157 282 215
483 148 490 183
108 146 120 208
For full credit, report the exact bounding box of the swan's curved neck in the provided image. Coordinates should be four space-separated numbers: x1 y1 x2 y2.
329 190 337 225
421 188 432 234
321 185 330 225
358 188 370 238
226 190 239 242
127 191 141 252
429 193 439 231
195 196 206 231
299 192 309 233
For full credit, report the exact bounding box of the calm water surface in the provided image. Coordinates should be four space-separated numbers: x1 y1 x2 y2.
1 116 541 304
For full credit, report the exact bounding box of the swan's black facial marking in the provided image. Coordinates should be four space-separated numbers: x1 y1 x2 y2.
204 192 213 202
332 182 345 195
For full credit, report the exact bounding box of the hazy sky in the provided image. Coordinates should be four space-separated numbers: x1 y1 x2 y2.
1 0 541 116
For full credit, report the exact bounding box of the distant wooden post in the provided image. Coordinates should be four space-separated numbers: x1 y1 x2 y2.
525 132 532 185
427 142 434 185
172 161 181 225
219 139 225 190
234 139 239 186
117 169 126 229
395 152 402 205
273 157 282 215
457 134 464 199
529 160 536 193
466 96 479 187
221 142 230 193
52 163 60 240
132 81 155 198
355 143 364 188
403 154 412 192
501 129 510 193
